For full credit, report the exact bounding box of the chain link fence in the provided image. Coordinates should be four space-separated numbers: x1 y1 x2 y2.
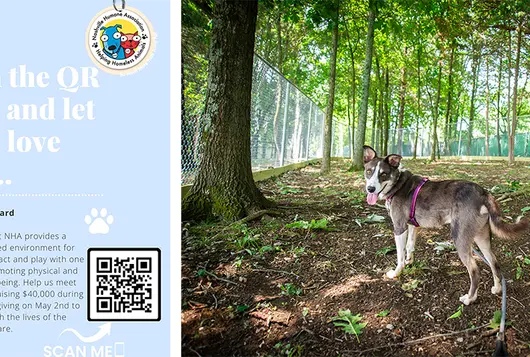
182 54 349 185
368 116 530 158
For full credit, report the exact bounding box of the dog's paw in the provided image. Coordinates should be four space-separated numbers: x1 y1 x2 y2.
491 285 502 295
405 255 414 265
385 269 398 279
459 294 477 305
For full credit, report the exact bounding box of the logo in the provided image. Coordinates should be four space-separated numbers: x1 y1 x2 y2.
86 7 155 75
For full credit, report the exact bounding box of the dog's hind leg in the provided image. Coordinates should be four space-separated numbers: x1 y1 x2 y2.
386 231 407 279
405 225 417 265
474 224 502 295
452 220 481 305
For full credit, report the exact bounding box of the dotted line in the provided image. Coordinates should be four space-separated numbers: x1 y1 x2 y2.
0 180 12 185
0 194 104 197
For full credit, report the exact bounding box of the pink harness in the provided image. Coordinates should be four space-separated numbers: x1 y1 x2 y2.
386 177 429 227
409 178 429 227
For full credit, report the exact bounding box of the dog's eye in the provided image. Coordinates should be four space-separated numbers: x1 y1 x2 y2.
113 32 121 39
366 170 372 175
381 172 387 177
101 35 109 41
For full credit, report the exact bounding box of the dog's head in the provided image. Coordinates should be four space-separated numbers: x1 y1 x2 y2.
100 25 123 54
363 145 402 205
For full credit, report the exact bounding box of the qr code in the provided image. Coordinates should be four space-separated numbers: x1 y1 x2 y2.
87 248 161 321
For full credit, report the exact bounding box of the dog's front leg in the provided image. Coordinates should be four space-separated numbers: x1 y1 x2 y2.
386 231 407 279
405 225 417 265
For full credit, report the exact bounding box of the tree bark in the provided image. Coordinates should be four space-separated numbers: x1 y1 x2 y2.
443 46 454 155
467 51 480 156
496 52 503 156
272 11 283 162
183 0 270 221
397 50 407 156
321 0 340 174
352 0 377 170
509 25 522 164
413 39 421 159
485 56 490 157
431 61 442 161
371 74 378 147
384 67 390 156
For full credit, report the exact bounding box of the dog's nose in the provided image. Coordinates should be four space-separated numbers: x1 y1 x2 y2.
367 186 376 193
108 45 116 51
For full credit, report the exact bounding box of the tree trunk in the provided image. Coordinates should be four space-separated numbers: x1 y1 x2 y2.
272 11 283 162
496 52 503 156
352 0 377 170
183 0 270 221
321 0 339 174
413 39 421 159
397 51 407 156
467 51 480 156
384 67 390 156
371 75 378 147
509 25 522 164
443 46 454 155
485 56 490 157
505 30 512 151
431 61 442 161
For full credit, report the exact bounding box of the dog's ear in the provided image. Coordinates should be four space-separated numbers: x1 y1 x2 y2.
100 26 107 31
363 145 377 164
384 154 402 168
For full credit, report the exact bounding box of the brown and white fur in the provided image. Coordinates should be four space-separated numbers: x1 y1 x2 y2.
362 145 528 305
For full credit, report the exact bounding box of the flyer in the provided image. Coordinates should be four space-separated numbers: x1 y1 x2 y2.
0 1 170 356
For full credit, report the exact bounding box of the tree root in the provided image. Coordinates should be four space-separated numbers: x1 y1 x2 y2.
233 209 282 225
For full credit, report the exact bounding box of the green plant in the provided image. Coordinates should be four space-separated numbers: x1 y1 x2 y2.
354 214 385 227
433 241 456 254
236 305 249 313
488 310 512 329
273 342 304 357
401 279 421 291
280 283 302 296
447 304 463 320
521 206 530 213
279 185 304 195
330 310 367 342
403 261 426 276
376 309 391 317
376 246 396 256
285 218 330 230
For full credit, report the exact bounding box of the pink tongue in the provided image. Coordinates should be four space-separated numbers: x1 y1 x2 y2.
367 193 378 205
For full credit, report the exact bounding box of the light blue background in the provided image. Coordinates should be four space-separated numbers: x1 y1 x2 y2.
0 1 169 356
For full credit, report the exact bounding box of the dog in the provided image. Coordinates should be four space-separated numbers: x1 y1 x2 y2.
100 25 126 60
362 145 528 305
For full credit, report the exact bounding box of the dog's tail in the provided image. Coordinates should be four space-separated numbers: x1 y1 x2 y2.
486 193 528 239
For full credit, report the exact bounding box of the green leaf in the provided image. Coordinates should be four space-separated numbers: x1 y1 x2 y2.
489 310 502 329
401 279 421 291
236 305 249 313
521 206 530 213
376 246 396 256
302 307 309 317
330 310 367 343
376 309 391 317
447 304 463 319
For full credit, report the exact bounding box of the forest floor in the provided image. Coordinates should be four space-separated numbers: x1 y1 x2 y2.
181 159 530 357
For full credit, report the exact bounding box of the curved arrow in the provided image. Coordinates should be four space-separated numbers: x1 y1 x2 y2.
60 323 112 343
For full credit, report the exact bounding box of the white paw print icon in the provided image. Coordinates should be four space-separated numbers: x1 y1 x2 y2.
85 208 114 234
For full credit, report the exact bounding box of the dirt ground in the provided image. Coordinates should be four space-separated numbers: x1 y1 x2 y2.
181 159 530 357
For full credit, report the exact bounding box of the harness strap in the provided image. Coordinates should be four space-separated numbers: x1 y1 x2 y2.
409 178 429 227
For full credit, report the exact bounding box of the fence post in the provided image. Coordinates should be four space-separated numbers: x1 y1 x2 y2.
305 102 312 160
279 82 290 167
